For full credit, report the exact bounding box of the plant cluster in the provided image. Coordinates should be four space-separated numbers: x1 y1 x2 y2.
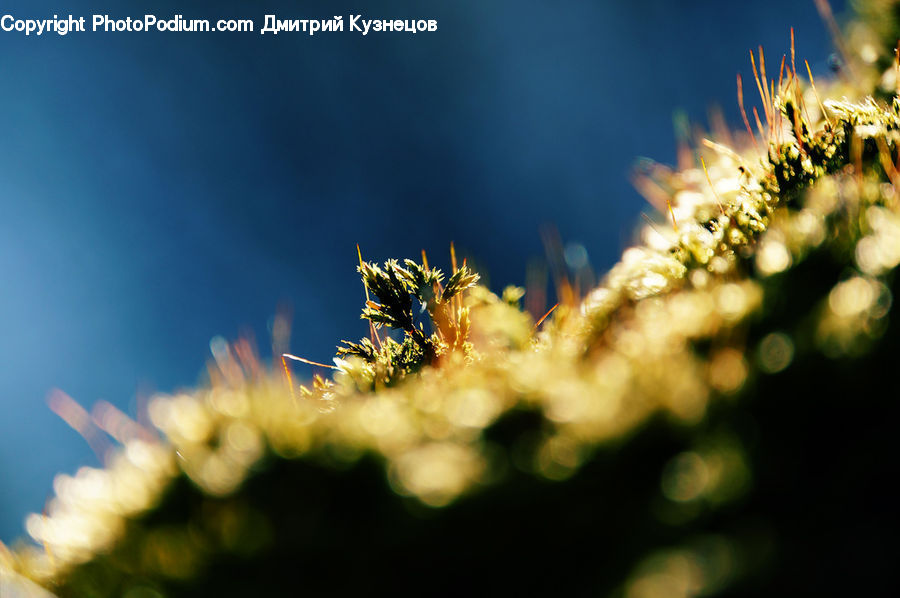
336 259 479 387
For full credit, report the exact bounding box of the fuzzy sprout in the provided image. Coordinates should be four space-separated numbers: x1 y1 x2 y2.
337 258 480 387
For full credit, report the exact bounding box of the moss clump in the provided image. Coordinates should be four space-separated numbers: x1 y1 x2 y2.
336 258 480 387
4 2 900 596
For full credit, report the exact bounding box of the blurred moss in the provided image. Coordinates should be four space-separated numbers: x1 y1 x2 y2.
4 1 900 596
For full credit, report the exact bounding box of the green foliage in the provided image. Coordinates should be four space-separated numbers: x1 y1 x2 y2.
337 258 480 386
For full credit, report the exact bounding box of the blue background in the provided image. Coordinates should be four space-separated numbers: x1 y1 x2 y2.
0 0 844 542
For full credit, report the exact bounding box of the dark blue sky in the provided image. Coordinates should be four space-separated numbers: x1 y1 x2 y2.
0 0 844 542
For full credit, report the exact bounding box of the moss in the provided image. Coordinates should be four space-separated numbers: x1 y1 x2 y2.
5 1 900 596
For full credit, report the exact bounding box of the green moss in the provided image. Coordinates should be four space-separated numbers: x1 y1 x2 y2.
5 2 900 596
